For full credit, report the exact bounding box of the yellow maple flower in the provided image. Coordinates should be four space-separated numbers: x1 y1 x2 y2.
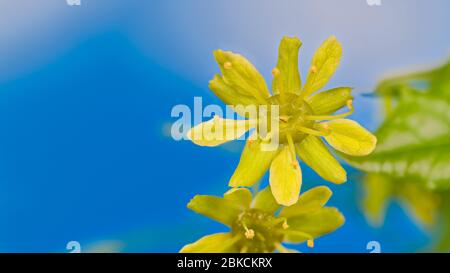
180 186 344 253
188 36 377 206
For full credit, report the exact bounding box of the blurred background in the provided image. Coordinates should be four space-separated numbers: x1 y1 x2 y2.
0 0 449 252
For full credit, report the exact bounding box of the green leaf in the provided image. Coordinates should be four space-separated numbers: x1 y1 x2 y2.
187 195 243 227
361 174 392 226
306 87 353 115
429 60 450 98
213 49 270 105
302 36 342 97
342 93 450 189
296 135 347 184
434 192 450 251
272 36 302 99
251 186 280 214
229 135 279 187
397 181 439 227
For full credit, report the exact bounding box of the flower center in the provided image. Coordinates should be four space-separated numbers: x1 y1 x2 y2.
268 93 315 144
231 209 285 253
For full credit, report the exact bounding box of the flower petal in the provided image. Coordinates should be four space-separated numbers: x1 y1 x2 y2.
306 87 353 115
269 146 302 206
187 195 243 227
209 75 261 117
229 135 280 187
180 233 238 253
214 49 270 104
302 36 342 97
324 119 377 156
281 229 313 243
296 135 347 184
187 116 255 147
272 36 302 97
251 186 280 214
224 188 253 209
280 186 333 218
284 207 345 243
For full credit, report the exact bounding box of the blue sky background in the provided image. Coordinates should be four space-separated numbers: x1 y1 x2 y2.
0 0 449 252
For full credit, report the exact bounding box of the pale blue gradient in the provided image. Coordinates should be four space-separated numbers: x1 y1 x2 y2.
0 0 448 252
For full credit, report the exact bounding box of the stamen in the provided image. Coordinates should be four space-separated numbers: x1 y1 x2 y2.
286 133 297 161
310 65 318 74
224 61 232 70
272 67 280 76
282 220 289 230
307 239 315 248
243 224 255 239
244 229 255 239
296 125 329 137
304 99 354 121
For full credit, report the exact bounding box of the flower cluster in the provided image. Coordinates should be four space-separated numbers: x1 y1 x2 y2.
181 36 376 252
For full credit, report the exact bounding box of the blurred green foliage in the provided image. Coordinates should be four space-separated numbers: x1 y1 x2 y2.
342 59 450 252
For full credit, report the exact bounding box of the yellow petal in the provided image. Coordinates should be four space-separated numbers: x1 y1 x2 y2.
284 208 345 243
180 232 238 253
224 188 253 209
296 135 347 184
229 135 280 187
214 49 270 104
187 195 243 227
187 116 255 147
280 186 332 218
209 75 261 117
272 36 302 98
302 36 342 97
269 146 302 206
324 119 377 156
250 186 280 214
306 87 353 115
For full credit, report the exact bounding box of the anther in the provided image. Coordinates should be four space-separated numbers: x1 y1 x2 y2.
224 61 232 70
307 239 314 248
319 123 331 135
272 68 280 76
282 220 289 230
310 65 317 74
244 228 255 239
346 99 353 109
